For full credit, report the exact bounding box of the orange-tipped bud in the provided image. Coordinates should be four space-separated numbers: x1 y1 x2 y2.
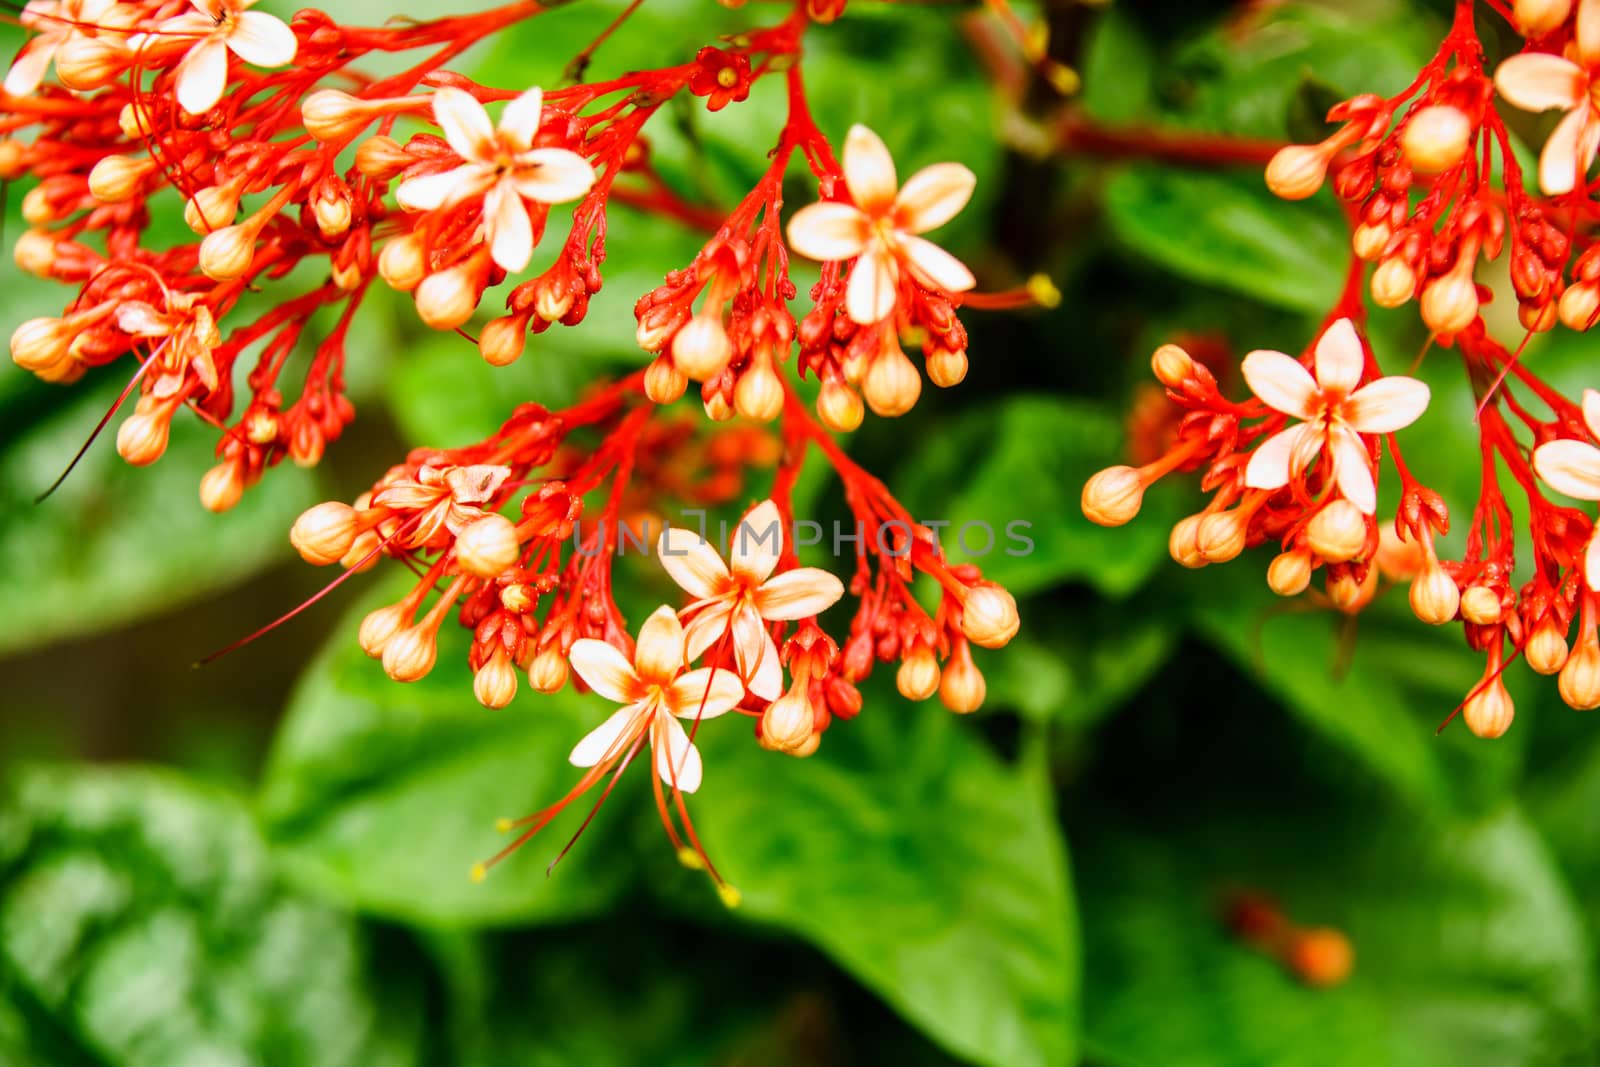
734 359 784 421
961 581 1020 648
939 642 986 713
415 264 482 330
199 223 259 281
1169 514 1207 569
925 347 968 388
703 390 734 421
644 356 688 404
87 155 156 203
383 623 439 682
474 650 519 709
341 530 382 573
358 602 411 658
302 89 379 143
1328 567 1378 614
817 380 864 432
184 185 242 233
355 135 413 179
10 317 73 374
896 646 941 701
1265 144 1330 200
1151 343 1195 388
13 229 56 277
671 313 732 380
379 233 428 291
116 410 171 466
290 501 359 565
455 514 521 578
1081 465 1146 527
1306 500 1366 563
528 645 569 693
533 276 575 322
1463 676 1515 738
862 346 922 417
1459 585 1503 625
312 186 353 240
1559 634 1600 709
1351 222 1391 262
1420 270 1479 336
1514 0 1574 37
1197 509 1248 563
760 688 816 752
54 35 126 91
478 315 528 367
1370 257 1417 308
1526 619 1570 675
1400 105 1473 173
1559 282 1600 332
1267 549 1313 597
199 461 245 513
1409 564 1460 625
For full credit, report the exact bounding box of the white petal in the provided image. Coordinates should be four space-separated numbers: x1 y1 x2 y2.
755 568 845 620
1330 425 1377 514
510 148 595 204
657 525 730 599
1584 388 1600 440
499 86 543 152
1241 350 1319 419
1313 317 1364 394
1243 423 1317 490
899 233 975 293
684 601 735 663
654 715 702 793
845 242 899 325
1494 53 1585 112
734 610 783 702
843 124 898 214
1539 105 1597 196
4 40 55 97
786 201 870 261
432 87 494 162
1534 439 1600 500
226 10 296 68
175 36 229 115
568 638 639 703
1342 376 1430 434
893 162 975 233
394 164 492 212
634 604 687 684
667 667 745 720
730 500 783 584
484 180 533 273
569 705 642 767
1587 529 1600 591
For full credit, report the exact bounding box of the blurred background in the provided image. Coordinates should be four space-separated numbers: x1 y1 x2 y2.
5 0 1600 1064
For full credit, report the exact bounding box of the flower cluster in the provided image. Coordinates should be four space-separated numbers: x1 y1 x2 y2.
2 0 1028 889
1086 0 1600 738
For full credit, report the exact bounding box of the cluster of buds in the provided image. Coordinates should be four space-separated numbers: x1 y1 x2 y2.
1088 0 1600 739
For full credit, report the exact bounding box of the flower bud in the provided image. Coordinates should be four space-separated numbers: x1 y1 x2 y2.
1559 282 1600 331
1462 677 1514 739
1409 564 1460 625
925 347 968 388
1521 298 1559 334
302 90 377 143
312 185 353 240
355 135 412 179
671 313 732 380
1287 928 1355 989
199 223 259 281
1371 257 1417 308
1265 144 1329 200
383 623 439 682
415 264 482 329
939 643 986 713
896 646 941 701
198 461 245 513
528 645 569 693
961 582 1020 648
1151 343 1195 388
116 410 170 466
862 347 922 417
1514 0 1573 37
644 356 688 404
14 229 56 277
10 317 72 374
478 315 528 366
760 688 815 752
1306 500 1366 563
474 651 519 709
87 155 156 203
734 359 784 421
1169 514 1206 569
341 530 382 573
1081 465 1146 527
184 185 242 233
533 276 575 322
1526 619 1570 675
54 35 125 91
455 513 521 578
290 501 359 565
1459 585 1502 625
21 186 61 225
1267 549 1313 597
1420 270 1478 335
1401 105 1472 173
1197 509 1248 563
817 380 864 432
703 390 734 421
379 233 428 291
1328 567 1378 614
1351 222 1391 262
1560 634 1600 709
359 603 410 657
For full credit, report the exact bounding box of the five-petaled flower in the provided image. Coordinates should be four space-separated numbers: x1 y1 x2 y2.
567 605 747 794
5 0 122 96
658 500 845 701
395 87 597 273
147 0 298 116
117 293 222 398
1242 318 1430 514
371 463 509 548
1533 388 1600 589
786 124 977 326
1494 8 1600 195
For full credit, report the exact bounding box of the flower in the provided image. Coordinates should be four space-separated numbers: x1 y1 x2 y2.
116 293 221 398
4 0 120 96
371 463 510 548
1533 388 1600 589
152 0 298 115
395 87 596 273
1241 318 1430 514
567 605 746 793
1493 12 1600 195
657 500 844 701
786 124 976 325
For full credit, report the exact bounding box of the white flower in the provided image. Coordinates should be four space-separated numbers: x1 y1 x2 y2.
1493 4 1600 195
567 606 746 794
786 124 976 326
657 500 844 701
395 87 596 273
152 0 297 115
1241 318 1430 514
1533 388 1600 589
4 0 119 96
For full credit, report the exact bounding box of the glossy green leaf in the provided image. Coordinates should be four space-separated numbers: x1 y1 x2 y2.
0 765 423 1067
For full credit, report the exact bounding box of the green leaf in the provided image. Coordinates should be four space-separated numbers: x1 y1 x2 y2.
0 765 424 1067
671 702 1078 1067
0 381 317 657
259 576 633 926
